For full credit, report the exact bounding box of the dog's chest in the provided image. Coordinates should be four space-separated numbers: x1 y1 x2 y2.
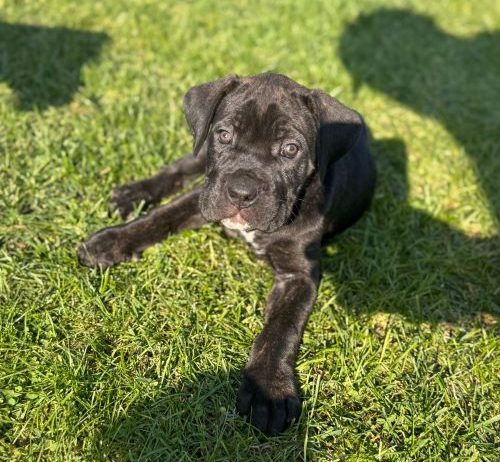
223 226 266 256
239 229 265 255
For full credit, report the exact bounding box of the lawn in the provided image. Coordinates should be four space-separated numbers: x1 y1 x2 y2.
0 0 499 460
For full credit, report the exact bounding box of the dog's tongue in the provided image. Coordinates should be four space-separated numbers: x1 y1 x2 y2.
229 214 246 224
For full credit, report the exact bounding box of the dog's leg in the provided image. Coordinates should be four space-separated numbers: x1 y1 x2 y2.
78 189 206 269
110 152 206 219
237 239 321 435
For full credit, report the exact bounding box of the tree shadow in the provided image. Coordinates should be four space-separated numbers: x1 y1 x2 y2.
332 9 499 325
323 137 499 325
90 369 306 461
339 8 500 225
0 21 109 110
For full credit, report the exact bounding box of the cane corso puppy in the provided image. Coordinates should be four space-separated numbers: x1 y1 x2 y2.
78 73 376 435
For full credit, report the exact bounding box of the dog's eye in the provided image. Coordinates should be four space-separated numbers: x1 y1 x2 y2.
217 130 233 144
282 143 299 158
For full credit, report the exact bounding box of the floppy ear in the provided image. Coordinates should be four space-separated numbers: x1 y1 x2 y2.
183 75 240 156
305 89 366 179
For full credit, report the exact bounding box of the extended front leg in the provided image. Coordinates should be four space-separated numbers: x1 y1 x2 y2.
78 189 206 269
110 151 206 219
237 240 321 435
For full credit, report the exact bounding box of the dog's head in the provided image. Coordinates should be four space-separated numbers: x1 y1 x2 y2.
184 73 364 232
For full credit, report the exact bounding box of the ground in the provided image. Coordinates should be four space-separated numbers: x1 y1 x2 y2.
0 0 499 460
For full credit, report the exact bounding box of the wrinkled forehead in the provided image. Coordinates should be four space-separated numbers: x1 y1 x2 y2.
215 84 314 140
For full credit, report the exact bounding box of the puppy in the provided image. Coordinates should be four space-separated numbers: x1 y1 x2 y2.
78 73 376 435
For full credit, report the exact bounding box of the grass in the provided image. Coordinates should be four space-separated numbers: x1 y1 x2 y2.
0 0 499 460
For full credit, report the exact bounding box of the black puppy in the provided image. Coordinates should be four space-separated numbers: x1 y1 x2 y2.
78 73 376 435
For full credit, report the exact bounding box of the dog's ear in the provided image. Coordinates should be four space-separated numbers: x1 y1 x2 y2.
304 89 366 179
183 75 240 156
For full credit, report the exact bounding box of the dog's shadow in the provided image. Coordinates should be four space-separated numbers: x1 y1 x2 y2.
323 137 499 325
0 21 108 110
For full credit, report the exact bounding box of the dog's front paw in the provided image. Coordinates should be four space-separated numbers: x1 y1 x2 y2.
109 182 155 220
77 228 141 269
236 368 301 436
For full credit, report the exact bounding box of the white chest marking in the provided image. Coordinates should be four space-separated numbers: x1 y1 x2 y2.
239 229 256 245
240 229 266 256
221 221 266 256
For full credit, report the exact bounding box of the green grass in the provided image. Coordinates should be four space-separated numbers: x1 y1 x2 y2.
1 0 499 460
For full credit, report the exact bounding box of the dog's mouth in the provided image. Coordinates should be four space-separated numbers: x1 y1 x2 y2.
220 212 251 231
220 204 287 233
201 186 290 233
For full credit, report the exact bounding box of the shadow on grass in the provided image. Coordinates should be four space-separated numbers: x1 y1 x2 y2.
91 369 306 461
0 21 108 110
333 9 499 324
324 137 499 325
339 8 500 224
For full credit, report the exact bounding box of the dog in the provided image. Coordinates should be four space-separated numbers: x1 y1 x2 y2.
77 73 376 435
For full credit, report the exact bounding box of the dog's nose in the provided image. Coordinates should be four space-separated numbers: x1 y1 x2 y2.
226 171 259 208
